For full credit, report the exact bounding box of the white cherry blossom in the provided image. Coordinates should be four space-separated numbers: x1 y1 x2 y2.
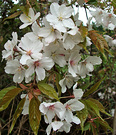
44 43 66 67
5 59 25 83
63 99 84 124
46 3 75 32
39 102 65 123
63 31 83 50
104 35 116 48
18 36 43 65
59 74 79 93
58 121 72 133
25 57 54 81
77 56 102 78
2 32 18 60
19 8 40 29
38 18 62 44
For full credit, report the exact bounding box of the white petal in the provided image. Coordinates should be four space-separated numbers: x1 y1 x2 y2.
25 65 34 78
19 23 32 29
13 72 24 83
62 18 75 29
25 32 38 42
64 110 73 123
72 116 80 124
46 14 58 24
59 78 67 93
86 63 94 72
35 67 45 81
58 121 72 133
86 56 102 65
73 89 83 99
70 99 84 111
55 22 67 33
41 57 54 70
50 3 60 17
45 31 56 43
28 8 35 19
19 14 29 23
46 124 52 135
33 12 40 22
47 110 55 123
38 28 51 37
51 121 63 131
39 102 48 114
20 54 31 65
59 5 73 18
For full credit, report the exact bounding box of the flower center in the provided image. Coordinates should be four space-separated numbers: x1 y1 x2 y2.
58 16 63 21
34 61 40 67
26 50 32 56
99 11 103 15
51 27 54 32
65 104 71 110
109 14 112 18
49 105 55 110
17 66 23 72
70 60 75 66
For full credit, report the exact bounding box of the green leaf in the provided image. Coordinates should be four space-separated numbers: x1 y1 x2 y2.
38 83 59 100
3 11 22 21
20 5 30 16
78 38 89 53
83 122 90 131
29 97 41 135
0 88 23 111
77 103 88 132
79 24 88 39
80 81 93 90
55 72 61 97
85 99 102 119
0 100 11 111
83 77 105 97
0 86 16 100
10 97 26 133
96 118 113 132
87 98 111 117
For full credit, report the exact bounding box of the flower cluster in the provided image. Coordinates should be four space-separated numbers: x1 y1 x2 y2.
90 7 116 30
3 2 115 134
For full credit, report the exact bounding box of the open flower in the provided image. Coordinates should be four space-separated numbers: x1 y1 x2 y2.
19 8 40 29
2 32 18 60
18 36 43 65
46 3 75 32
25 57 54 81
44 42 66 67
38 18 62 44
5 59 25 83
63 99 84 124
59 74 79 93
77 56 102 78
39 102 65 124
